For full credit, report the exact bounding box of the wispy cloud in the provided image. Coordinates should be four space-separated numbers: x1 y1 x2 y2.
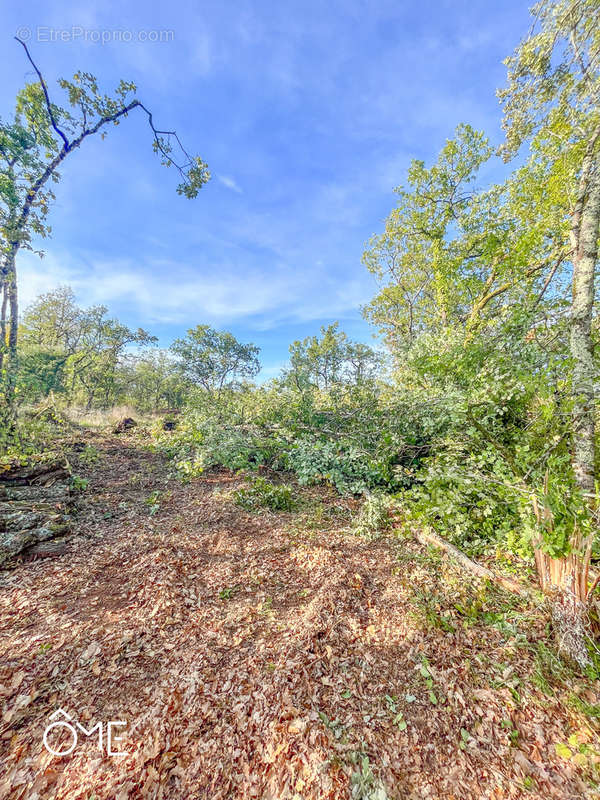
19 249 376 329
217 174 243 193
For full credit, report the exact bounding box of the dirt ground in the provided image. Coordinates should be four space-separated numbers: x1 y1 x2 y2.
0 433 598 799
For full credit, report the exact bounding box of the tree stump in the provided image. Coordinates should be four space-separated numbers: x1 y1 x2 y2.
114 417 137 434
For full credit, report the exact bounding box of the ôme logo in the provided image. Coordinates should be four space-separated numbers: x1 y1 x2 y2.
42 708 127 758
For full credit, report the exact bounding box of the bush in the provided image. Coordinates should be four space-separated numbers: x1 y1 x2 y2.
351 493 395 538
285 437 392 495
151 385 450 498
234 476 296 511
400 449 522 557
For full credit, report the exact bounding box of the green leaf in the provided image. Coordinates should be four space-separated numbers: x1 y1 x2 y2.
554 742 572 760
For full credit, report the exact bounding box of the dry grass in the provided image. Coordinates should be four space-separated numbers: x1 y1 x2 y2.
62 405 155 429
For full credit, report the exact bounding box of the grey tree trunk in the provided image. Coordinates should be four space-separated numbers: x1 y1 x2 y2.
1 250 19 431
570 158 600 497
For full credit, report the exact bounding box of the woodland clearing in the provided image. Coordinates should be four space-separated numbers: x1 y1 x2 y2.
0 431 598 800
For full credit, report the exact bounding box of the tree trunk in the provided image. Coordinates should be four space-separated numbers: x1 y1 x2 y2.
7 258 19 394
570 161 600 498
0 279 7 375
0 250 19 438
538 156 600 666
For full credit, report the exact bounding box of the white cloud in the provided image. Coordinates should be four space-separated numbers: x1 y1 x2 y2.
217 174 243 193
18 249 376 328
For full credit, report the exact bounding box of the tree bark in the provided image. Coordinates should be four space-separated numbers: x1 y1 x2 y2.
570 158 600 497
542 153 600 666
0 251 19 433
0 279 7 375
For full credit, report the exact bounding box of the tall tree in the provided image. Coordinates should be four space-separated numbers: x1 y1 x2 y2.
119 350 188 412
499 0 600 654
286 322 381 391
362 125 563 354
0 38 210 426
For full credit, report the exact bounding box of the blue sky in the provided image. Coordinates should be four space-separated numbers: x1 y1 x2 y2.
2 0 532 378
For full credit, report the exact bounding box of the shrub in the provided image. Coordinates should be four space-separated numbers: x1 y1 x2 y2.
70 475 89 492
351 493 395 538
285 438 392 495
152 408 288 479
234 476 296 512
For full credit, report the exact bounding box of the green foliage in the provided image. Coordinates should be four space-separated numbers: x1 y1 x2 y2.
499 0 600 160
145 490 162 515
70 474 89 492
349 753 388 800
285 437 390 495
362 123 567 357
119 350 188 412
79 444 99 466
351 493 395 538
390 317 595 559
170 325 260 393
19 287 156 409
285 322 382 391
155 408 285 479
1 43 209 430
358 93 599 566
234 476 296 512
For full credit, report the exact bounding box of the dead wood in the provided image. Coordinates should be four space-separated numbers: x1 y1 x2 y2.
0 459 72 563
414 528 529 596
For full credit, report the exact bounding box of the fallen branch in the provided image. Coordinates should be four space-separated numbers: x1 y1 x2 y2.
414 528 530 596
0 461 70 486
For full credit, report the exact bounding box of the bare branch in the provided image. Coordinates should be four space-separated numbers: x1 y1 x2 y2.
15 36 70 152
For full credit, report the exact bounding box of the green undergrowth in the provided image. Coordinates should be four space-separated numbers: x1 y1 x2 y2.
234 476 297 512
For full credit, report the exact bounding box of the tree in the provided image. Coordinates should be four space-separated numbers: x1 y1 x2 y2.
0 38 210 427
119 350 188 411
286 323 381 392
499 0 600 659
20 287 156 408
362 125 565 356
170 325 260 397
362 115 600 661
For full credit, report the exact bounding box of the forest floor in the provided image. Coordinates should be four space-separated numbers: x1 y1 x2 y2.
0 431 599 800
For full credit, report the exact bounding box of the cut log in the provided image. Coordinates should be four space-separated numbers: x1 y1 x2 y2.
26 540 69 558
0 459 73 564
0 500 67 513
0 526 54 563
0 485 68 502
413 528 529 596
0 461 70 486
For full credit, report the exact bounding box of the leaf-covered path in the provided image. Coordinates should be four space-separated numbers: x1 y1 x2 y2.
0 435 598 799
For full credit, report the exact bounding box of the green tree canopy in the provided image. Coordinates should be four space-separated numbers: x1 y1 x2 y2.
171 325 261 393
285 322 381 391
